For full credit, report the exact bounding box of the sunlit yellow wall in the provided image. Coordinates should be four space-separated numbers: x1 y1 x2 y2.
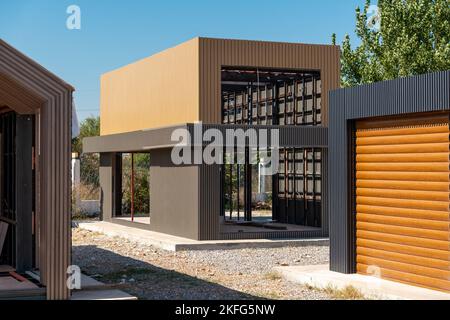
100 38 200 135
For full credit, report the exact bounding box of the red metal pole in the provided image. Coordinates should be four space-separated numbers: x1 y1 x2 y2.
131 153 135 222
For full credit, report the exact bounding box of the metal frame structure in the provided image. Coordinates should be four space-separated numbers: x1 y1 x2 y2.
221 68 323 228
328 71 450 274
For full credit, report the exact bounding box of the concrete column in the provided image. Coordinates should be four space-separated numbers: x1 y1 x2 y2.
71 154 81 213
99 153 115 221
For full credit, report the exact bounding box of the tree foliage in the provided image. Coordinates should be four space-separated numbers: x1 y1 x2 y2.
333 0 450 87
72 116 101 188
121 154 151 214
72 116 100 154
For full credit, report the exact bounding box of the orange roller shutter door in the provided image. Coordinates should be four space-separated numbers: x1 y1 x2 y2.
355 114 450 292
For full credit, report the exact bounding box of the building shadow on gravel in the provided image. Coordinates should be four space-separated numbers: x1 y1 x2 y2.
73 245 262 300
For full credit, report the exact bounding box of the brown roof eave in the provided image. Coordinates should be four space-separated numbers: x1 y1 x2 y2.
0 39 75 92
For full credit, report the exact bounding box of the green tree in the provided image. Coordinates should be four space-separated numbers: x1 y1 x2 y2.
333 0 450 87
72 116 100 154
72 116 101 188
121 154 151 214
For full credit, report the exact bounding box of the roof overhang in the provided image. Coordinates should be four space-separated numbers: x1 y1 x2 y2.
83 124 328 154
0 39 74 114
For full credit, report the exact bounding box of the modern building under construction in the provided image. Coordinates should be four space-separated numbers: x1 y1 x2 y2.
84 37 450 296
84 37 340 240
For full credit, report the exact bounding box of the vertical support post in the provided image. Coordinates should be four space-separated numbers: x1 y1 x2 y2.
284 149 288 222
244 146 252 222
131 153 135 222
293 80 297 125
114 153 122 217
99 153 115 221
303 149 308 225
272 82 278 125
229 161 233 220
220 149 225 218
293 148 297 224
248 83 253 125
312 148 317 226
237 163 240 221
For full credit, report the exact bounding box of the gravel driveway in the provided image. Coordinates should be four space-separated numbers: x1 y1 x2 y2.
72 228 332 300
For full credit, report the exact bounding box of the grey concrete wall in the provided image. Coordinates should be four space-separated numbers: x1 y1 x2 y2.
99 153 115 221
150 148 200 240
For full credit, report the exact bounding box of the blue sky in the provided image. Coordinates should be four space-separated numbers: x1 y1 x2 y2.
0 0 367 121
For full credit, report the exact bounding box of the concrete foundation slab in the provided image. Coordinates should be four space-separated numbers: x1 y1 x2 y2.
72 274 137 300
76 221 328 252
71 289 137 301
81 274 105 289
275 264 450 300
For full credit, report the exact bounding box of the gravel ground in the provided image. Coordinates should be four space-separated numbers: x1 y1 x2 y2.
72 228 333 300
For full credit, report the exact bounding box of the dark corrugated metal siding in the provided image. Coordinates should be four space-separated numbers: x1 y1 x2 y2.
220 229 325 240
329 71 450 274
0 39 73 300
197 124 328 148
199 164 221 240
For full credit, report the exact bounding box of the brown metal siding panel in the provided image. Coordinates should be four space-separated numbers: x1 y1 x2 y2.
0 40 72 300
198 164 220 240
198 38 340 126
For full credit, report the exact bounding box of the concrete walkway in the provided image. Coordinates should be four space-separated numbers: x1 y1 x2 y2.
275 264 450 300
76 221 328 252
71 274 137 300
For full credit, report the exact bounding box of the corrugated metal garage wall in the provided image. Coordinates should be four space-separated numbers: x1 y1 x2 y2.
329 71 450 275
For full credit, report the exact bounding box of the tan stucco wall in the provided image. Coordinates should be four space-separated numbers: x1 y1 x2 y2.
100 38 200 135
100 37 340 135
